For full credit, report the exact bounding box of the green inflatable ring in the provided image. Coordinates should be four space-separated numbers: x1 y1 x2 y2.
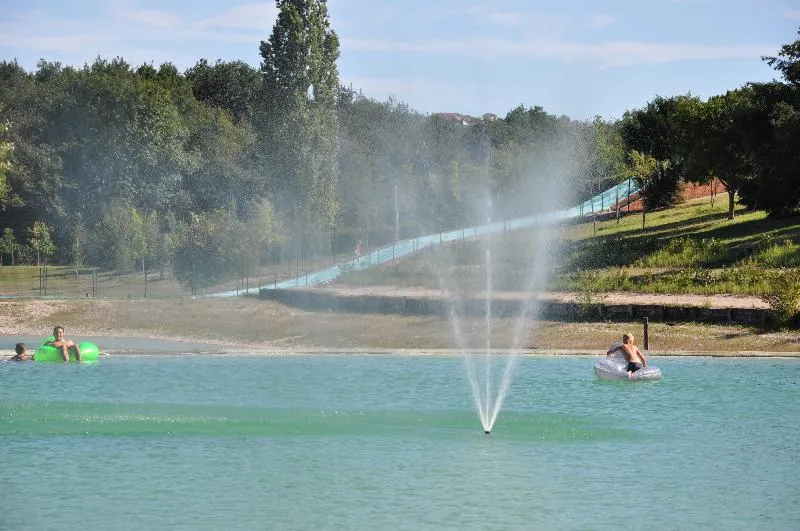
34 336 101 363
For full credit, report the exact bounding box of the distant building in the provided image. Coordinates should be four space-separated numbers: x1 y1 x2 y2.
431 112 496 125
433 112 468 125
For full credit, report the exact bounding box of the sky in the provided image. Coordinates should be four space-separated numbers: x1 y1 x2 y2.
1 0 798 121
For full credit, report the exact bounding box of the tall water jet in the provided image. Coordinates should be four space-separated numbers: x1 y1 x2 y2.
409 114 586 434
441 191 551 435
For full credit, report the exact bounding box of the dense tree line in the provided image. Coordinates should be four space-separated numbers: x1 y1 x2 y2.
0 2 797 289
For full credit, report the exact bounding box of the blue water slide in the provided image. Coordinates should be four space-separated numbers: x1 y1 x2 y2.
210 178 639 297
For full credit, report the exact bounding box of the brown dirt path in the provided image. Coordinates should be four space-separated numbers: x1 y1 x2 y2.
321 286 768 309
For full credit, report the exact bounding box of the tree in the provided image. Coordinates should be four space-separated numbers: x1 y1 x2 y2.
684 93 742 219
185 59 262 124
735 83 800 217
629 150 670 229
28 220 55 265
182 104 260 217
593 118 629 223
0 118 15 210
762 25 800 85
0 227 20 265
335 90 428 248
89 204 146 271
70 214 86 272
259 0 341 254
171 210 229 293
140 211 170 277
736 30 800 217
620 96 698 210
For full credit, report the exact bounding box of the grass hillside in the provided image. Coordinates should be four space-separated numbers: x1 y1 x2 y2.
339 196 800 299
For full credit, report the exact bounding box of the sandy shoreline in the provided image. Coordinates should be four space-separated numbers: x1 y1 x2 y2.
2 297 799 359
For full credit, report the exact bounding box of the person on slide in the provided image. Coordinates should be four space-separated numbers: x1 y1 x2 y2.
606 332 647 378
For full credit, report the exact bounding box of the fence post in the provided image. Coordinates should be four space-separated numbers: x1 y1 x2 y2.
628 178 631 212
643 317 649 350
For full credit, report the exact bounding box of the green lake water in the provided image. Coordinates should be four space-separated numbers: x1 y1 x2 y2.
1 354 798 530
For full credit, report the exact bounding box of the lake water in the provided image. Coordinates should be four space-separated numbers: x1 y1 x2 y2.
1 354 798 530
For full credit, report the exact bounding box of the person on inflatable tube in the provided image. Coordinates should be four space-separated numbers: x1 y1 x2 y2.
47 325 82 363
606 332 647 378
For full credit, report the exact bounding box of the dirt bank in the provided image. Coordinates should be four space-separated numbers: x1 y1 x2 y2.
2 295 798 357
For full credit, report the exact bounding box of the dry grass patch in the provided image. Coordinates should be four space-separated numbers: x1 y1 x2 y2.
3 298 799 354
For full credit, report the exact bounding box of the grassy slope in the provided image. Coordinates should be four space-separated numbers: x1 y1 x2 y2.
338 197 800 297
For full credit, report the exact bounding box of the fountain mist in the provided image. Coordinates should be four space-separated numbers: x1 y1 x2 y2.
429 189 559 435
410 119 578 434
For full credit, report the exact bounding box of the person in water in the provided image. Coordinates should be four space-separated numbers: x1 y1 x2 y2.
607 332 647 378
10 342 32 361
48 325 81 362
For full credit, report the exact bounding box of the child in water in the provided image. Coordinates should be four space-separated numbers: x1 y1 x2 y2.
48 325 82 362
607 333 647 378
10 343 32 361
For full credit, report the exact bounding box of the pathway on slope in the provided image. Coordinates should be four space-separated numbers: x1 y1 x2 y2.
211 179 639 297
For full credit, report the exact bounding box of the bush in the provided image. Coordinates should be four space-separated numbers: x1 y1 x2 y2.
760 268 800 328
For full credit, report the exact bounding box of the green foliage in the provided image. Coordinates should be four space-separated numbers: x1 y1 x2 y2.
0 227 20 265
260 0 341 254
762 26 800 85
747 237 800 267
0 22 797 303
70 214 86 270
28 220 55 265
627 150 679 212
592 118 629 183
570 270 608 320
736 89 800 217
185 59 261 123
637 237 727 267
760 268 800 328
89 204 150 271
0 118 14 209
620 95 699 214
171 201 284 291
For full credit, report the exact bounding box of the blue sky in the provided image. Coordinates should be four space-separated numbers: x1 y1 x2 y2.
2 0 798 120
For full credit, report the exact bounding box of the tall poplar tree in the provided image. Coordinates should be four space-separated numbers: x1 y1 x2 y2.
0 119 14 210
259 0 341 254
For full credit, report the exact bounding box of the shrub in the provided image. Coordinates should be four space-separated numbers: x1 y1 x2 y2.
571 270 607 320
760 269 800 328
